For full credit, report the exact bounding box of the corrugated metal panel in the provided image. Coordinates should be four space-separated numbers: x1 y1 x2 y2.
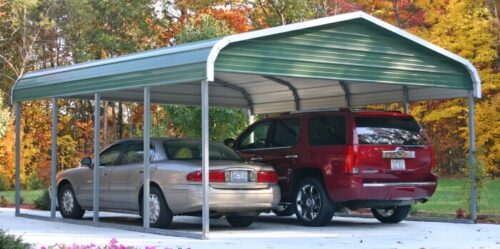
12 12 478 115
215 19 472 90
13 40 218 102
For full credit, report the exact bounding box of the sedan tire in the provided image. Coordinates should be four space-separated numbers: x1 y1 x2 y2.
58 184 85 219
371 205 411 224
294 178 334 226
226 215 256 227
142 187 173 228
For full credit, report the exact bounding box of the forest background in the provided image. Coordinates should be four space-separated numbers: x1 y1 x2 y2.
0 0 498 191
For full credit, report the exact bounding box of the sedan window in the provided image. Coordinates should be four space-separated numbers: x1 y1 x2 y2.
100 143 124 166
163 140 242 161
121 142 155 165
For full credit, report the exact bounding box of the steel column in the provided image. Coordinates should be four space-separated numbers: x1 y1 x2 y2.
201 80 210 240
143 86 151 228
93 93 101 222
14 102 21 216
247 109 255 125
339 81 351 108
403 86 410 113
51 98 58 218
468 91 477 222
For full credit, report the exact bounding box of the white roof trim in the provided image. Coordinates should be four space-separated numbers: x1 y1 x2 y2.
206 11 481 98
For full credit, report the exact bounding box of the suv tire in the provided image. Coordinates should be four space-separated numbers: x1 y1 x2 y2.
294 178 334 226
371 205 411 223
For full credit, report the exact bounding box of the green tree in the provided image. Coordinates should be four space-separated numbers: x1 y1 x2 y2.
162 14 249 141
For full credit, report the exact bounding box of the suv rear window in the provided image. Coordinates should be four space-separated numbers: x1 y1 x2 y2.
355 117 427 145
309 116 346 145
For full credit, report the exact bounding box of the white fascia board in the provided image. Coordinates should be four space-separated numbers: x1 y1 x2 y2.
207 11 481 98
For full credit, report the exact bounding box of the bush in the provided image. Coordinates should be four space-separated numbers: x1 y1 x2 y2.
0 195 7 207
0 174 10 191
26 173 43 190
0 230 30 249
34 189 51 210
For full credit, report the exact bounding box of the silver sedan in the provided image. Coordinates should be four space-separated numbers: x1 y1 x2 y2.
55 138 280 228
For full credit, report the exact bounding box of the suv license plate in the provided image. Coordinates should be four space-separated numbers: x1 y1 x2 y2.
230 170 249 183
391 159 406 170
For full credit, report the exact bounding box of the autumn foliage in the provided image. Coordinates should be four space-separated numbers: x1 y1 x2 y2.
0 0 498 191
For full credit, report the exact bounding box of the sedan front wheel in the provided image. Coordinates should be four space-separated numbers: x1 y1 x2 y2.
58 184 85 219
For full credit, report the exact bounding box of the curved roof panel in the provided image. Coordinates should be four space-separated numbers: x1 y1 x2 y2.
12 11 480 113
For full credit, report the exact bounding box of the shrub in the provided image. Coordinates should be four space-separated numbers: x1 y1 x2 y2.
34 189 51 210
0 229 30 249
0 195 7 207
0 174 10 191
26 173 43 190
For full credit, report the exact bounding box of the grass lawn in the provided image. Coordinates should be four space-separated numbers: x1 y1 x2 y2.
414 178 500 216
0 189 45 204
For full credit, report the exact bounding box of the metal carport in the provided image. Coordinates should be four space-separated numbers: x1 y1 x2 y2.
11 11 480 239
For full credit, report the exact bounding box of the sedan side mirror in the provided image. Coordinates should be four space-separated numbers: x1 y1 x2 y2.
223 138 235 149
80 157 93 167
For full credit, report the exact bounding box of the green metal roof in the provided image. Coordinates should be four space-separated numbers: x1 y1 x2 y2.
12 11 481 114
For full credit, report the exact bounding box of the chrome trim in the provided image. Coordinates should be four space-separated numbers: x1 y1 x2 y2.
363 182 436 187
240 146 292 152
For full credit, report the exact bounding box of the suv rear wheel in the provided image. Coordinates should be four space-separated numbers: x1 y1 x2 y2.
294 178 334 226
371 205 411 223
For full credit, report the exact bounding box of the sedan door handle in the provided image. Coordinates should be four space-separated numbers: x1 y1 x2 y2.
285 154 298 159
250 156 263 162
137 170 144 174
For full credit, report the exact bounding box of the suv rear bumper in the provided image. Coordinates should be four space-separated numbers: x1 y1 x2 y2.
328 176 437 203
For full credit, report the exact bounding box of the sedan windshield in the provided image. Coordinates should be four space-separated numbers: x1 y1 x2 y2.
163 140 242 161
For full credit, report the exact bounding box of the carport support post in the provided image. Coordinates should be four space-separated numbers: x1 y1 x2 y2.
468 91 477 222
93 93 101 223
14 102 21 216
403 86 410 114
247 109 254 125
201 80 210 240
51 97 58 218
143 86 151 229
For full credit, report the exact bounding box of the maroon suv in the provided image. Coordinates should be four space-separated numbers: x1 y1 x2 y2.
227 109 437 226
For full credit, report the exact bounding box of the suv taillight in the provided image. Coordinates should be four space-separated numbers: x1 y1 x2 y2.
186 170 225 182
344 145 359 174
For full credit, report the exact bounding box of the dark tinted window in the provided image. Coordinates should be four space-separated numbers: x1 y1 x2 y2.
163 140 241 161
308 116 346 145
355 117 427 145
121 142 155 165
100 143 124 166
238 122 271 150
271 119 300 147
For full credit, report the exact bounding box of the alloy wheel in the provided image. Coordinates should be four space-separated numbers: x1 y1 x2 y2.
296 183 322 221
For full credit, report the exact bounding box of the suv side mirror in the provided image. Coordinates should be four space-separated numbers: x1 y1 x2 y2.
80 157 93 167
223 138 235 149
